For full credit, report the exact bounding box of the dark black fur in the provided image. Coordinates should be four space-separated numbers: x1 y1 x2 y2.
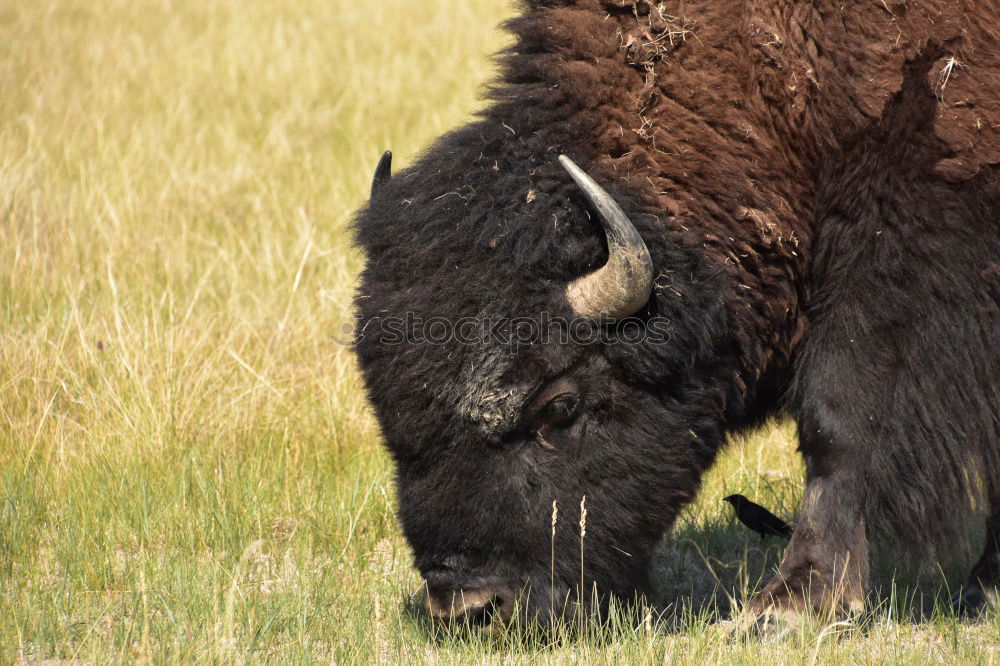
354 131 736 621
352 0 1000 623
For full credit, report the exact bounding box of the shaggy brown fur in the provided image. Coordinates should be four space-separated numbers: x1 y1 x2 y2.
509 0 1000 395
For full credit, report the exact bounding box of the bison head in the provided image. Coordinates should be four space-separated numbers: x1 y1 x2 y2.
352 137 734 629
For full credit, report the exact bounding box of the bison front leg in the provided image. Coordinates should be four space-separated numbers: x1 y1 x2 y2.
746 422 870 625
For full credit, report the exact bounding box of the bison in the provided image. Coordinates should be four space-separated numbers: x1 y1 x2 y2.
352 0 1000 628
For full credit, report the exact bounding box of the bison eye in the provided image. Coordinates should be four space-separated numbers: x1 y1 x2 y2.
539 394 578 426
523 380 580 444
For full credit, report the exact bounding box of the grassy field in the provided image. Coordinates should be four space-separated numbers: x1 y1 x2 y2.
0 0 997 662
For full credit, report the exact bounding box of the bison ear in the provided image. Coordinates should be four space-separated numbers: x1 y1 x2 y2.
370 150 392 200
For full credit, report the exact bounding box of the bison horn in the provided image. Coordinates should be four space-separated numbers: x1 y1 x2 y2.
558 155 654 321
370 150 392 200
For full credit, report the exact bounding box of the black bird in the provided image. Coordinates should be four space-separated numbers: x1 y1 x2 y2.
723 494 793 540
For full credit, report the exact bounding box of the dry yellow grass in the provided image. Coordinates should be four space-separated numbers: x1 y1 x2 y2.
1 0 996 662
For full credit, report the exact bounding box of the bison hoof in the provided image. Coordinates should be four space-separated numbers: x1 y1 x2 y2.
737 580 865 641
732 609 797 642
952 585 997 619
734 604 862 644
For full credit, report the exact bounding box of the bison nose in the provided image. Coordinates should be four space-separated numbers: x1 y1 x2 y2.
424 585 515 626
